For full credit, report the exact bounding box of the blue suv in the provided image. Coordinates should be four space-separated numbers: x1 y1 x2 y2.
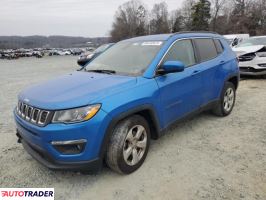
14 32 239 174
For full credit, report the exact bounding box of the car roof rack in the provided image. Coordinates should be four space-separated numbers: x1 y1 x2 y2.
172 31 220 35
169 31 220 39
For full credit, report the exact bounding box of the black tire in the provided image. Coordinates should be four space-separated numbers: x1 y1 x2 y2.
105 115 150 174
212 82 236 116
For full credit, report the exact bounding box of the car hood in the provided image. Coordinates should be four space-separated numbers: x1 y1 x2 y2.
233 45 265 56
19 71 137 110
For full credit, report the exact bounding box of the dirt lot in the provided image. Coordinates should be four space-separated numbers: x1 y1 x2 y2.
0 56 265 200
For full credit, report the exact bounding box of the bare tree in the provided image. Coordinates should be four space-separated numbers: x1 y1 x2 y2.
110 0 148 42
169 10 185 33
210 0 226 31
248 0 266 35
110 0 265 41
149 2 170 34
180 0 196 30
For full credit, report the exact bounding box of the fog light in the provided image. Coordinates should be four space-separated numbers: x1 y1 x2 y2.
51 139 87 154
258 63 266 67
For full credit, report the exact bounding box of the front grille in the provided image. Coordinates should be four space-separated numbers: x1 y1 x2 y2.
238 53 256 62
16 101 53 126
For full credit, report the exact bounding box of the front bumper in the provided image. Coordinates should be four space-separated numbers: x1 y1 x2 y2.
239 57 266 76
239 67 266 75
14 109 111 171
17 131 101 171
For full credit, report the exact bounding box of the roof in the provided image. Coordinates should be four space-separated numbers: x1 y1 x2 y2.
125 34 173 42
223 34 249 39
250 36 266 38
124 31 221 42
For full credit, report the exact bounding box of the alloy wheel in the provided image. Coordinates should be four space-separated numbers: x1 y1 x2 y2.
123 125 147 166
223 87 235 112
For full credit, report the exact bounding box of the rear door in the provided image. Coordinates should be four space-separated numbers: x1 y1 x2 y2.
155 39 204 127
193 38 222 105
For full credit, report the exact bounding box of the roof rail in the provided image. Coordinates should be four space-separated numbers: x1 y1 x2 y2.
171 31 220 36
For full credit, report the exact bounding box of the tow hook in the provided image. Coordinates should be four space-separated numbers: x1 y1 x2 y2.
16 130 22 143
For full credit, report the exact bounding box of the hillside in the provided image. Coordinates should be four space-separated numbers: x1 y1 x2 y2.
0 35 110 49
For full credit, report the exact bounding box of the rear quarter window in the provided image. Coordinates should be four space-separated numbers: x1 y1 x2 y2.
194 38 218 62
214 39 224 54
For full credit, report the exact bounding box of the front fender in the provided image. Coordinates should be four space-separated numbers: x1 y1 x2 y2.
97 77 162 158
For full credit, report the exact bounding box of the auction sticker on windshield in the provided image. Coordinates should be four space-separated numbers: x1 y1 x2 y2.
0 188 54 200
141 41 163 46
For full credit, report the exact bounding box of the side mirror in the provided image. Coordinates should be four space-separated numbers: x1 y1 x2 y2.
158 61 185 75
77 53 95 68
232 38 238 47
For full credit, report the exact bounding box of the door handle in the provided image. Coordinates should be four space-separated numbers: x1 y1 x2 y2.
191 70 201 76
220 60 225 64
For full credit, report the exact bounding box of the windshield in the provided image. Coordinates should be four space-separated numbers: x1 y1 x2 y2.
226 39 233 45
85 41 164 76
236 37 266 47
94 43 112 54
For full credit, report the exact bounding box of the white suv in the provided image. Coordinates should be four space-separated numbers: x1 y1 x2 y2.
233 36 266 76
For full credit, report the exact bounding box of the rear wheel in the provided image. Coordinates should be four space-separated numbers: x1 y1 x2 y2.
212 82 236 116
105 115 150 174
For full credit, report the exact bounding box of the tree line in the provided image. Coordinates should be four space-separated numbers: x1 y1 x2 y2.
0 36 109 49
110 0 266 42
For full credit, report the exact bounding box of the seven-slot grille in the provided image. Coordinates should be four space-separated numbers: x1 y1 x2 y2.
16 101 52 126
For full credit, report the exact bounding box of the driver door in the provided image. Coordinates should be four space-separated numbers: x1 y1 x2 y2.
155 39 203 128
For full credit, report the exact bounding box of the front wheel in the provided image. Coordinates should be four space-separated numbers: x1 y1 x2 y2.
212 82 236 116
105 115 150 174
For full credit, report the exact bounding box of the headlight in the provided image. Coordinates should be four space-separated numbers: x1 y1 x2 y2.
52 104 101 123
256 52 266 57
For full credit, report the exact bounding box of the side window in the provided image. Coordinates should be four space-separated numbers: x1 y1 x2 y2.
162 40 196 67
194 38 218 62
214 39 224 54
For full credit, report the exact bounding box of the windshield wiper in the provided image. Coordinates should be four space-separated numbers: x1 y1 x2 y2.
86 69 116 74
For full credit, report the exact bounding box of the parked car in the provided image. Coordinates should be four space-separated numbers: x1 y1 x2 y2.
70 48 84 56
48 50 60 56
232 36 266 76
32 51 43 58
224 34 249 47
14 32 239 174
77 43 114 66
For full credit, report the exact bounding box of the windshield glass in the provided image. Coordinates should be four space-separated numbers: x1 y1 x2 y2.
236 37 266 47
94 43 112 54
226 39 233 44
85 41 164 76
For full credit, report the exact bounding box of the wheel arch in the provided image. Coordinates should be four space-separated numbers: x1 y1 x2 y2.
226 74 239 90
99 104 161 159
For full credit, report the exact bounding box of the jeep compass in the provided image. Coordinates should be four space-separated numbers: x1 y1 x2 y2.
14 32 239 174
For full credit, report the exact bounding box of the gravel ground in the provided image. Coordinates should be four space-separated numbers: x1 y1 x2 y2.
0 56 265 200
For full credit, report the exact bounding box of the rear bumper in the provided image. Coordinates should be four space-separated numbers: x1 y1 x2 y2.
17 130 101 172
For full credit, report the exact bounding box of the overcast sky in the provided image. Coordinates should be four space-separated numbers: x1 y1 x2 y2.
0 0 184 37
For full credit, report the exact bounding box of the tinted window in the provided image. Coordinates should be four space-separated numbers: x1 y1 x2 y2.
194 39 218 62
162 39 196 67
214 39 224 54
